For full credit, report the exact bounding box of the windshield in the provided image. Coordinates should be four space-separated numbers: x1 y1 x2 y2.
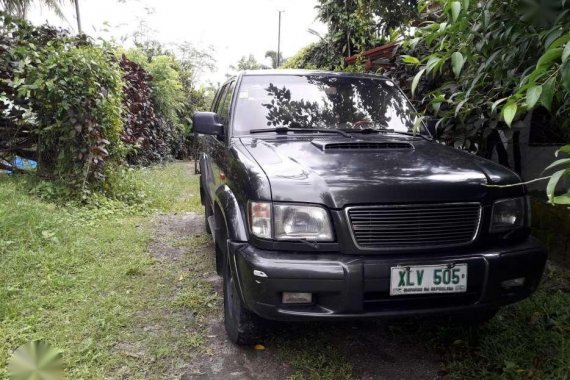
233 74 423 135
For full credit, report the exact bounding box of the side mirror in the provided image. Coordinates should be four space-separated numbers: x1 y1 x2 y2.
193 112 224 137
425 118 438 139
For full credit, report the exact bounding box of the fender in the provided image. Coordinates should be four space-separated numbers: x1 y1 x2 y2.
213 186 249 305
199 152 211 187
199 153 209 206
214 185 248 242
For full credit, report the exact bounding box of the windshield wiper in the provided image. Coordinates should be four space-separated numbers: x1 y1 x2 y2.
250 126 352 138
340 127 430 140
340 127 390 134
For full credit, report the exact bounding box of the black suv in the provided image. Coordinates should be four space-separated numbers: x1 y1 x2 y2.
194 70 547 345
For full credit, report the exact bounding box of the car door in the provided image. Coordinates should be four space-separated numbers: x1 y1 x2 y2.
208 79 236 199
201 83 228 199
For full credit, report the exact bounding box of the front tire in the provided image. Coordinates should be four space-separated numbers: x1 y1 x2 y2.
223 256 264 345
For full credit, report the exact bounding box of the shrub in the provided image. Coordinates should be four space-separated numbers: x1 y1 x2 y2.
1 14 124 189
125 49 189 163
126 49 185 128
119 55 166 165
25 44 124 187
0 13 208 199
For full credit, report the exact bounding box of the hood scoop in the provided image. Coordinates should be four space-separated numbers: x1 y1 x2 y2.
311 140 414 152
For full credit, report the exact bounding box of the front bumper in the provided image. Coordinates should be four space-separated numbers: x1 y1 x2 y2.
229 237 547 321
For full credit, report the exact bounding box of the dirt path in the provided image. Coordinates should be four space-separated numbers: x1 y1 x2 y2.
144 208 443 380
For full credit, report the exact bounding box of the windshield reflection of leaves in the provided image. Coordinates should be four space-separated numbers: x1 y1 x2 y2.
260 76 415 132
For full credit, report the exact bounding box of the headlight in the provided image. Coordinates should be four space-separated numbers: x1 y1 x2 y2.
490 197 526 232
248 202 334 241
274 204 333 241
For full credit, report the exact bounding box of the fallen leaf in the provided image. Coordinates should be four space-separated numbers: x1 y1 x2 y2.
254 344 265 351
529 312 541 326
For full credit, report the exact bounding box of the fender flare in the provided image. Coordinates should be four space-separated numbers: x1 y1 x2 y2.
214 185 248 243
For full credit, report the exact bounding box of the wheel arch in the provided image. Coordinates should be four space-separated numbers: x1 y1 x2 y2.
213 185 248 243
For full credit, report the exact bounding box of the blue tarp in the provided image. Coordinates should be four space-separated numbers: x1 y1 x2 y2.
0 156 37 174
14 156 37 169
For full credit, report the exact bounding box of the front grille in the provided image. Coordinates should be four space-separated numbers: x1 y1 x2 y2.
347 203 481 249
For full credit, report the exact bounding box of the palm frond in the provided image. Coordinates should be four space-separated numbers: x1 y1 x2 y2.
0 0 68 19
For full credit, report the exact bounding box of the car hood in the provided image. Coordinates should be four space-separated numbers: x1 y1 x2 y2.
238 136 521 208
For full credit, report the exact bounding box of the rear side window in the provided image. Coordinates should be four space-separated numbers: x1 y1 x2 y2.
211 83 228 112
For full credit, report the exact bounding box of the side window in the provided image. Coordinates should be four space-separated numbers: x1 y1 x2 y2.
211 84 228 113
218 81 236 126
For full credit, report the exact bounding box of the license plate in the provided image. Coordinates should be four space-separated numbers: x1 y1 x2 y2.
390 264 468 296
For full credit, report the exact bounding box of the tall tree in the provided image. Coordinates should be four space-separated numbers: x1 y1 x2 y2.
229 54 264 72
316 0 418 57
265 50 286 69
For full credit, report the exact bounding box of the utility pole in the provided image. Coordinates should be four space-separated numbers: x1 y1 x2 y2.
277 10 284 68
74 0 82 34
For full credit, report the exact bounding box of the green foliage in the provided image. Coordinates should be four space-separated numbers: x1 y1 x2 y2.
1 14 213 197
229 54 265 73
121 51 187 164
265 50 286 69
543 145 570 204
287 1 416 71
317 0 380 57
126 49 185 129
26 44 124 187
146 56 185 128
282 41 340 70
316 0 417 58
396 0 570 151
388 0 570 202
1 14 124 190
176 41 217 123
125 44 216 161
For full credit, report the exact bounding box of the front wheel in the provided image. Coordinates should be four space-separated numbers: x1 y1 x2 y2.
223 257 264 345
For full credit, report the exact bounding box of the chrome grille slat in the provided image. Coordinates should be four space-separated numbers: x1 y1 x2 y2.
353 229 476 236
346 203 481 250
348 208 478 215
349 213 480 218
350 211 479 215
351 221 477 227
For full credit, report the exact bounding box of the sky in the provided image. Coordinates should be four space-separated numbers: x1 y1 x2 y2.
27 0 328 85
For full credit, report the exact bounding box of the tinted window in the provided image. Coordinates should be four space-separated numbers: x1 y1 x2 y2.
218 80 236 126
212 83 228 112
233 75 422 135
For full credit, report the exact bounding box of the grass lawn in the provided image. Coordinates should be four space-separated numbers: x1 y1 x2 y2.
1 161 568 379
0 162 205 379
407 266 569 379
